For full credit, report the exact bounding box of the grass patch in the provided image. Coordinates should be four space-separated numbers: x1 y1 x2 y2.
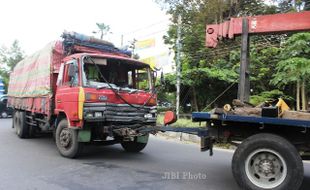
157 114 202 128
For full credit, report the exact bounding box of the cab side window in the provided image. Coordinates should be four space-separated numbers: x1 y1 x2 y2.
63 60 79 86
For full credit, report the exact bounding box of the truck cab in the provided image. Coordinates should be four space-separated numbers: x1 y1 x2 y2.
8 32 158 158
54 53 157 157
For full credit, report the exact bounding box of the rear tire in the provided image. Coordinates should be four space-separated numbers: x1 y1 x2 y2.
55 119 83 158
232 133 303 190
15 111 29 138
121 135 148 153
12 111 19 128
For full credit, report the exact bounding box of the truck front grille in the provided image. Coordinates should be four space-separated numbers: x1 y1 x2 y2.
83 102 157 124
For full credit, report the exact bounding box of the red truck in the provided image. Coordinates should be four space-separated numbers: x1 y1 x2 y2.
8 32 157 158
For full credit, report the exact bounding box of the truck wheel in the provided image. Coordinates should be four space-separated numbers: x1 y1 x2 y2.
55 119 83 158
13 111 19 129
1 111 8 118
15 111 29 138
121 135 148 153
232 133 303 190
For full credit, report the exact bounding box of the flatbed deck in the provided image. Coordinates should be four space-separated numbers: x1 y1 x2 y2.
192 112 310 128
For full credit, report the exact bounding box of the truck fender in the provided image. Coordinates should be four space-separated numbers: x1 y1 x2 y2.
55 112 69 129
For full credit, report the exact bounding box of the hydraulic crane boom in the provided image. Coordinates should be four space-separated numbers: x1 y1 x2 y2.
206 11 310 48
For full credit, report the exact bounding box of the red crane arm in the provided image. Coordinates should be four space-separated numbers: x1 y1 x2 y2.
206 11 310 48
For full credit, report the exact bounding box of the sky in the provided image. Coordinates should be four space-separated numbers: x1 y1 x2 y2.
0 0 170 55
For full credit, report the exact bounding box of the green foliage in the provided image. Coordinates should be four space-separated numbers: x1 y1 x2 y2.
250 90 290 106
156 0 310 112
281 33 310 59
271 58 310 86
94 23 111 40
0 40 24 70
271 33 310 86
0 40 25 92
182 67 238 86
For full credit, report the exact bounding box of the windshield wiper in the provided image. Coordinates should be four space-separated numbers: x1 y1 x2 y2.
96 86 109 90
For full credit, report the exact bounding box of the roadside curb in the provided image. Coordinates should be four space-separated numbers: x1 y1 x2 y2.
155 131 201 144
154 131 236 151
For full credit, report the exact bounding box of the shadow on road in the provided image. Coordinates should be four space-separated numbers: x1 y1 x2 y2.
301 176 310 189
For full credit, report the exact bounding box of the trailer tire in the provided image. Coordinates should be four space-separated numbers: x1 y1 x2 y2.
15 111 29 138
121 135 148 153
55 119 83 158
232 133 303 190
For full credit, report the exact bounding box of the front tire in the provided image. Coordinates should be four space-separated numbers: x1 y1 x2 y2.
121 135 148 153
232 133 303 190
55 119 83 158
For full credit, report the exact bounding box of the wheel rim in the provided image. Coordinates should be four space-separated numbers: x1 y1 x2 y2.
1 112 8 118
59 128 72 150
245 148 287 189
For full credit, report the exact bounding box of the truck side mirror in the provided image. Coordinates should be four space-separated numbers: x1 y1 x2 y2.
67 62 78 87
68 63 77 78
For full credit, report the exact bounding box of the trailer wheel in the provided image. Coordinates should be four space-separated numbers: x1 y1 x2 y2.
121 135 148 153
232 133 303 190
15 111 29 138
55 119 83 158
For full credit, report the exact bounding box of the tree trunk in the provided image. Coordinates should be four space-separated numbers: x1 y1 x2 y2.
296 80 300 111
192 87 199 112
301 78 307 111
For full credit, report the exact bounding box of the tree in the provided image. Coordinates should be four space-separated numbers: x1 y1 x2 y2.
274 0 310 11
0 40 25 92
156 0 282 111
271 33 310 110
93 23 111 40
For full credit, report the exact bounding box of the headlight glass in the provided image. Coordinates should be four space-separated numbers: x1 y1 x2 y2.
144 113 153 118
94 112 103 117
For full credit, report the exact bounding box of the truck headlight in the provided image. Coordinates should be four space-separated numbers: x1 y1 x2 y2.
94 112 103 117
86 112 93 118
144 113 153 118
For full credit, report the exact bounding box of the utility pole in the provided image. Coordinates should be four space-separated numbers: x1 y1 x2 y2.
121 34 124 47
176 15 182 118
129 39 137 58
237 17 250 102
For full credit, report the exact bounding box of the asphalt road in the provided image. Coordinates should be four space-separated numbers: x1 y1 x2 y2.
0 118 310 190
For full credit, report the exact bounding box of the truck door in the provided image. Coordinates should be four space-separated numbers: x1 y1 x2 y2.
55 59 81 123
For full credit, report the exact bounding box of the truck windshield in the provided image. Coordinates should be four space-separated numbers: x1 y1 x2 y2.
82 56 153 92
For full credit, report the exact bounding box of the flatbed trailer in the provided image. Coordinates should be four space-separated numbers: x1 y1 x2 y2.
190 111 310 190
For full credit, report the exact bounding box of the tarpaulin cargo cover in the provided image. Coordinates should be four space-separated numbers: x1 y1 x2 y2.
8 41 63 98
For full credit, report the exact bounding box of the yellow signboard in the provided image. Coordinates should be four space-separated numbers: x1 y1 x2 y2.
140 57 156 70
136 38 155 50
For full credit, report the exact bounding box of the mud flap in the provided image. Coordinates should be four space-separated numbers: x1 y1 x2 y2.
201 137 213 156
78 129 91 142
